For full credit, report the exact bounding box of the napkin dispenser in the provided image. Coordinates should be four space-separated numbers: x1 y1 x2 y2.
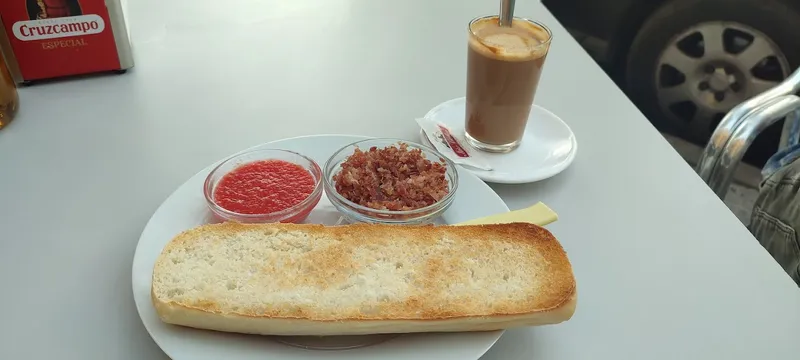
0 0 133 84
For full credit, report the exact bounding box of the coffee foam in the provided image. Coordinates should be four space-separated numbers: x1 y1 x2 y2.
468 17 549 61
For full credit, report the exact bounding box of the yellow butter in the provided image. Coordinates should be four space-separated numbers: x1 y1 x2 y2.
456 202 558 226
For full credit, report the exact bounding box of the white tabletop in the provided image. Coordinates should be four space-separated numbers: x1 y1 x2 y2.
1 0 798 359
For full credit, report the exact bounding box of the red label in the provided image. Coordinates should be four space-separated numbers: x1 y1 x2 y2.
437 124 470 158
0 0 121 80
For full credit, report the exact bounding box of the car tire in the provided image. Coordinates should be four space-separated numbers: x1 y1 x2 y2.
625 0 800 164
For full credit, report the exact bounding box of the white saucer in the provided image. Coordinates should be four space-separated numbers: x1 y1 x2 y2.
421 97 577 184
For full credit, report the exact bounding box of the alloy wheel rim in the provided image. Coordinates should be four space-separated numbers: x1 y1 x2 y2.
655 21 790 141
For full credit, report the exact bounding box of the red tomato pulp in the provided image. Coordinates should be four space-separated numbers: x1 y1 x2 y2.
213 159 317 221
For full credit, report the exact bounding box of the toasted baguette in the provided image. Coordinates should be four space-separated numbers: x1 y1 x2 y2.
151 222 576 336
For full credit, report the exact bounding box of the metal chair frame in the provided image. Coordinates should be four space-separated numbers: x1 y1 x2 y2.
696 67 800 200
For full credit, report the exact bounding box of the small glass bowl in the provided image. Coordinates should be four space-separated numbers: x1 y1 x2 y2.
323 138 459 225
204 149 323 224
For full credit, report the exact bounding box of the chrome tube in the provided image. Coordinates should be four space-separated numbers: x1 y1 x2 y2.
706 95 800 199
696 67 800 182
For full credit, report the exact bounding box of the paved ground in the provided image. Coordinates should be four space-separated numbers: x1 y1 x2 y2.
663 134 760 225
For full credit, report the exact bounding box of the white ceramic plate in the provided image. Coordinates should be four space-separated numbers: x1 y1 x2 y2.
421 97 578 184
131 134 511 360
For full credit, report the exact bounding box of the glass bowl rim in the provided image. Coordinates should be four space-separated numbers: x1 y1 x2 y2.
203 148 324 220
322 137 459 217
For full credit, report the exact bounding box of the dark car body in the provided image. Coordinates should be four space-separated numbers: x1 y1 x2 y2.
545 0 673 66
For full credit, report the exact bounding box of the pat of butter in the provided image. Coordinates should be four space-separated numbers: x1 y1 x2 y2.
456 202 558 227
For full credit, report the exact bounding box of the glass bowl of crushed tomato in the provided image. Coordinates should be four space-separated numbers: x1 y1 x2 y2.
204 149 323 224
323 138 459 225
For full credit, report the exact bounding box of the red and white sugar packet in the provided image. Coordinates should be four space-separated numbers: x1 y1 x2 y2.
416 117 493 171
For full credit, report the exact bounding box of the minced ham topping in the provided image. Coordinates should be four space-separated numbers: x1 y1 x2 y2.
333 143 450 211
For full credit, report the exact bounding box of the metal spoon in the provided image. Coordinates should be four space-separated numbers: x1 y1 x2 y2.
499 0 516 27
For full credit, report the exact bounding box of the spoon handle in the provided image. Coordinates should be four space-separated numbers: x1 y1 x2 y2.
499 0 516 27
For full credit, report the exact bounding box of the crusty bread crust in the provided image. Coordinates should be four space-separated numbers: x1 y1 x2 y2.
151 222 576 336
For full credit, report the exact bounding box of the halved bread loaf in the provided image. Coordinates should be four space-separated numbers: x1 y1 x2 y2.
151 222 576 336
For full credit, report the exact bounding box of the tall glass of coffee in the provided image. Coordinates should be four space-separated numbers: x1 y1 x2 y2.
465 16 552 153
